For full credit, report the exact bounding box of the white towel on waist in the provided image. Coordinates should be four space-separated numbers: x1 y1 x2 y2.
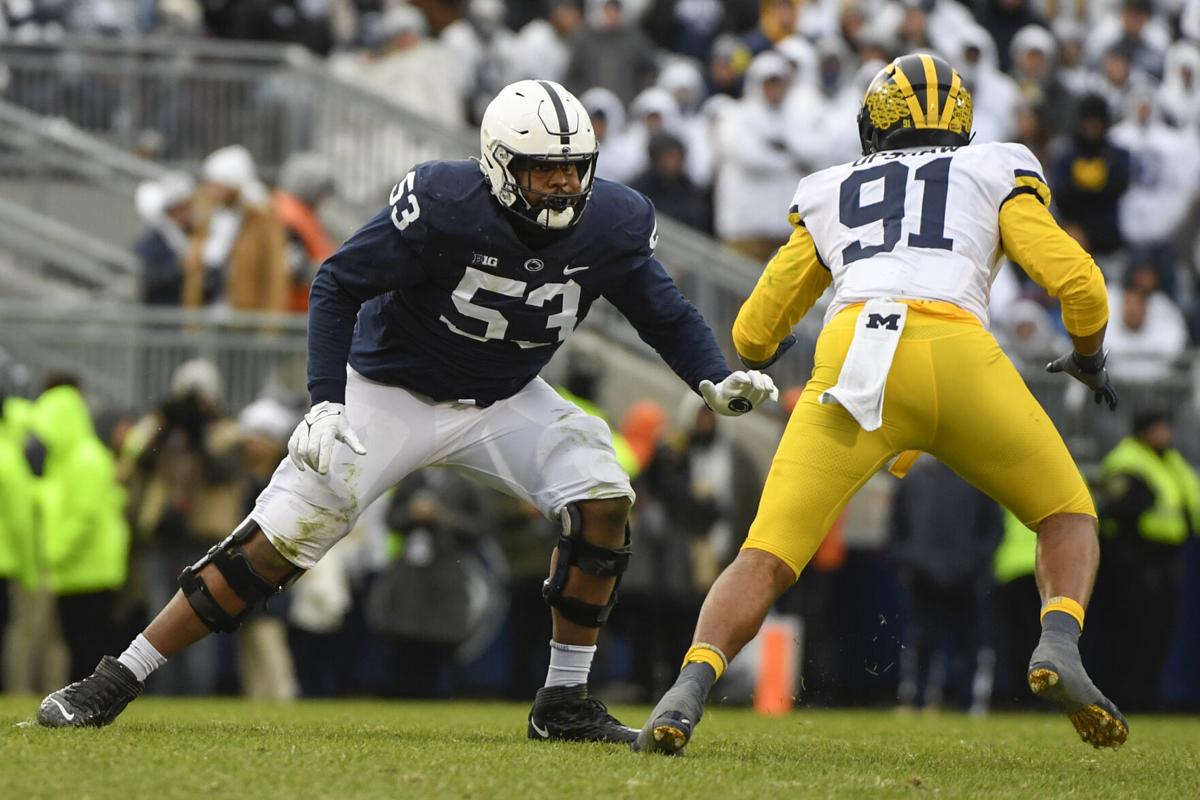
819 299 908 431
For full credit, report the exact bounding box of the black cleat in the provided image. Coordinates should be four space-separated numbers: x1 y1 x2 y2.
527 684 637 743
38 656 143 728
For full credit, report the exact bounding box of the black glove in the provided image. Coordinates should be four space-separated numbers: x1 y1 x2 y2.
1046 349 1118 411
738 334 796 370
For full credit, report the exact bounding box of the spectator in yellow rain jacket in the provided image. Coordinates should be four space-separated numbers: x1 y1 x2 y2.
32 382 130 682
0 393 37 688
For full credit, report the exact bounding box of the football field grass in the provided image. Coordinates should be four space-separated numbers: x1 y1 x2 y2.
2 696 1197 799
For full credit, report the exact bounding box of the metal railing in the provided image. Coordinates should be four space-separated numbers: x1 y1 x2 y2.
0 97 164 294
0 99 165 188
0 302 308 412
0 195 140 298
0 301 682 417
0 36 472 206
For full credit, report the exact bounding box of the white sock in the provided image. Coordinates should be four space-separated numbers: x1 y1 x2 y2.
544 640 596 688
117 634 167 683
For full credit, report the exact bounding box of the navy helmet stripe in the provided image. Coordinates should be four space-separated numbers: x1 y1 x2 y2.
537 80 572 145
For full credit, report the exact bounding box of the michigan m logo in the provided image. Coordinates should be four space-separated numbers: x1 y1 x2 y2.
866 313 902 331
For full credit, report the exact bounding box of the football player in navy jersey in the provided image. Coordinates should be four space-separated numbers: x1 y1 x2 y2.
37 80 779 742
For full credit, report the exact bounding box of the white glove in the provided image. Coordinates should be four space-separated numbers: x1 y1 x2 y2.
287 401 367 475
699 370 779 416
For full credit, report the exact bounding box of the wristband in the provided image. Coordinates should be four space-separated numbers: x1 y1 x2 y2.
1072 349 1105 374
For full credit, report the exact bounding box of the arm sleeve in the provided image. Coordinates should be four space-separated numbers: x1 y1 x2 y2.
604 256 732 391
999 189 1109 338
307 208 427 404
732 221 831 365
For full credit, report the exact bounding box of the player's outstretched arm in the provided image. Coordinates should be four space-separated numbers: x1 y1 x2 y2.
731 222 829 368
603 255 778 415
998 188 1116 411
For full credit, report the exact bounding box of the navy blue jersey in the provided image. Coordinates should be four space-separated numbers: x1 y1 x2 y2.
307 160 731 405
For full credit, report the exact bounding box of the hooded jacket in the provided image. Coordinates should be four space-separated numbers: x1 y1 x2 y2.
1158 41 1200 130
714 50 803 241
31 386 129 594
0 397 37 588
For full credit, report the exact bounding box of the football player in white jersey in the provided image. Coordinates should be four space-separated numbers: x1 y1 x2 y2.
637 53 1128 754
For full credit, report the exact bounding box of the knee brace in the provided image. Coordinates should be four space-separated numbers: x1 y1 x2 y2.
542 503 633 628
178 520 303 634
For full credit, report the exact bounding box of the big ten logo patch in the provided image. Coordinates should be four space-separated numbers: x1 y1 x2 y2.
472 253 499 268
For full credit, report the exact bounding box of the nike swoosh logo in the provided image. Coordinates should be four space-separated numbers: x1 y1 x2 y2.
562 265 589 275
530 719 550 738
48 697 74 721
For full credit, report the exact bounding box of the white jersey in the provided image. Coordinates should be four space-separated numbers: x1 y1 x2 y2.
790 141 1047 327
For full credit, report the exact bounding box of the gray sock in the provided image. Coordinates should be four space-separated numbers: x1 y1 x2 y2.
1029 610 1101 708
677 661 718 702
646 661 716 726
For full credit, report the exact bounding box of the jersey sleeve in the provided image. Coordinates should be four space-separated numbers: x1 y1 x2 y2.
996 146 1109 338
307 201 429 405
603 253 731 391
613 187 659 265
732 215 832 365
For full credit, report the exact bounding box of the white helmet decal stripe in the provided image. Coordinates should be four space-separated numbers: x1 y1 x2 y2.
536 79 571 144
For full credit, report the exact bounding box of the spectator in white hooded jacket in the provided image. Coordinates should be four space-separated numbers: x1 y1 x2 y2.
956 24 1021 143
1158 41 1200 131
1110 89 1200 296
580 87 644 184
713 51 803 260
328 7 464 128
656 59 717 188
1105 265 1189 383
621 87 686 189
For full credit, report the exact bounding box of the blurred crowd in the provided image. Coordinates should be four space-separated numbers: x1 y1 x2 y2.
132 145 335 314
5 0 1200 384
0 351 1197 713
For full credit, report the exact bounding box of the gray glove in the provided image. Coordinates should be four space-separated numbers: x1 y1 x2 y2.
1046 349 1118 411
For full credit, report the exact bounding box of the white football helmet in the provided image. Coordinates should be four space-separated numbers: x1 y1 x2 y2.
479 79 599 230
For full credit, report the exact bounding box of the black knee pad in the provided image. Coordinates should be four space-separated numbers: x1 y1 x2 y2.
178 519 303 634
542 503 633 628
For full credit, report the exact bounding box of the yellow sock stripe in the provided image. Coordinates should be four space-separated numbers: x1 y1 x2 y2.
683 642 728 680
1041 596 1085 630
938 71 961 130
920 54 940 128
888 63 926 127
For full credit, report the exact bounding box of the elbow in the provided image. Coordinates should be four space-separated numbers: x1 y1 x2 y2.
1059 269 1109 337
732 315 775 366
